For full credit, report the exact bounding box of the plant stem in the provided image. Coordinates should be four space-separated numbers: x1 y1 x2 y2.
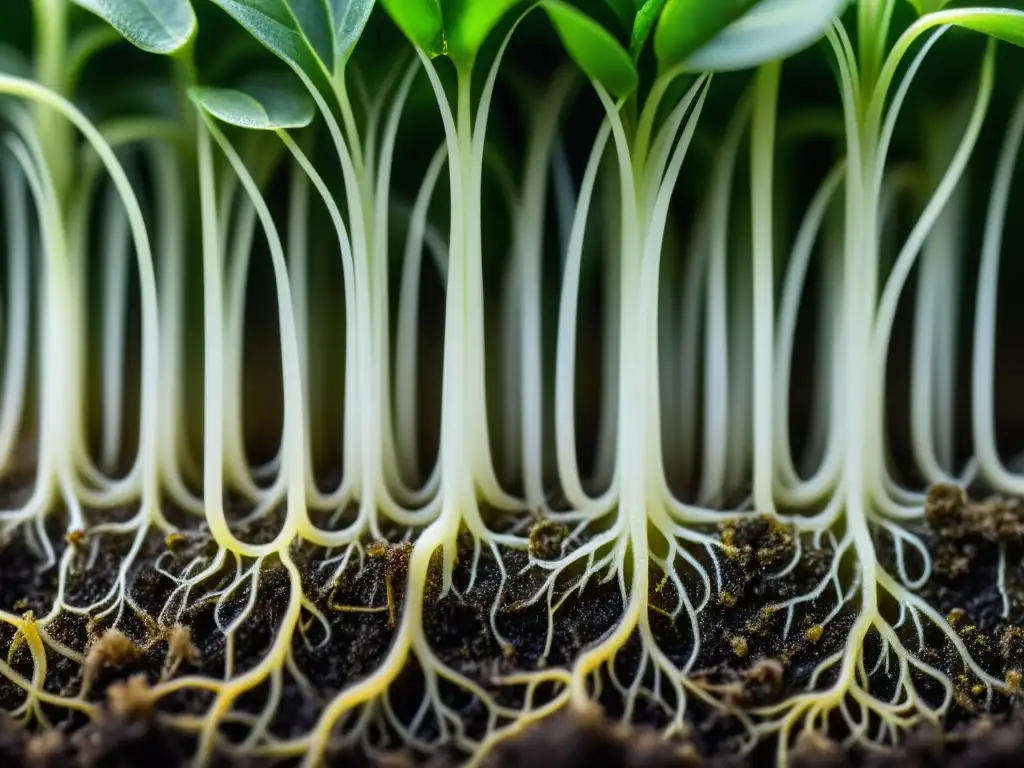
31 0 70 203
751 60 781 516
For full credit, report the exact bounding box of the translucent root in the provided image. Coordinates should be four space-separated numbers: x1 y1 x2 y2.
564 534 754 749
239 519 556 766
506 509 657 666
149 551 305 765
752 568 1006 763
146 513 518 762
765 531 853 639
872 516 932 590
0 609 96 725
44 512 165 633
155 548 229 627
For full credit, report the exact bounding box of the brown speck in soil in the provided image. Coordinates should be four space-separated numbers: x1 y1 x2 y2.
792 729 844 768
730 636 749 658
1000 626 1024 662
528 519 569 561
925 484 1024 542
106 674 154 719
954 674 983 713
162 625 197 678
83 629 142 690
934 543 972 580
744 605 776 637
925 484 968 524
734 657 786 706
25 729 64 767
1005 669 1021 694
369 539 414 581
481 710 696 768
719 515 795 580
747 657 784 687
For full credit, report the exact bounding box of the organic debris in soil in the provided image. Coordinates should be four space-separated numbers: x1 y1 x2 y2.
481 709 700 768
924 484 1024 543
481 709 1024 768
0 708 238 768
0 486 1023 765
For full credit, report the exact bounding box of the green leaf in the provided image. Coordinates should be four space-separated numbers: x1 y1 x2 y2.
944 9 1024 47
542 0 637 98
874 9 1022 127
653 0 758 68
904 0 951 14
661 0 849 72
451 0 522 64
629 0 667 60
71 0 197 55
378 0 445 56
380 0 520 67
212 0 374 75
287 0 336 68
331 0 375 61
189 73 315 130
208 0 327 79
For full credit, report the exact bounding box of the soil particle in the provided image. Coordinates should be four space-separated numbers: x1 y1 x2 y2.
481 710 699 768
729 636 749 658
82 629 143 692
162 625 198 678
0 708 247 768
739 657 785 705
864 715 1024 768
68 715 193 768
527 520 569 561
165 532 188 552
719 515 796 580
999 625 1024 662
951 716 1024 768
482 711 1024 768
925 484 1024 543
791 731 844 768
105 674 155 719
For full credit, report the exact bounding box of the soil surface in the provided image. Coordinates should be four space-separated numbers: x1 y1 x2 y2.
0 483 1022 767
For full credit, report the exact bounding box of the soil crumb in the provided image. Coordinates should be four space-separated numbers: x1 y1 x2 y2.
924 485 1024 542
481 710 699 768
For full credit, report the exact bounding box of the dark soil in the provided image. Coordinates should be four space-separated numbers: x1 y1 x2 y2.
0 484 1023 767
